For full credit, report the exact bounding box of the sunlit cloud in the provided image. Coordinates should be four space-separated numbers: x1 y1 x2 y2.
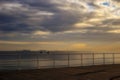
71 43 87 49
74 23 93 28
0 40 64 45
33 31 51 36
107 29 120 33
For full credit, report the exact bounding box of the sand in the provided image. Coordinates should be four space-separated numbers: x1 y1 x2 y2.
0 64 120 80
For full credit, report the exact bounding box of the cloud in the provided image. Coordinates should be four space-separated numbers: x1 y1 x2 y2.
33 31 51 36
0 1 55 33
0 0 93 33
107 29 120 33
114 0 120 2
0 40 64 45
0 0 120 46
71 43 87 49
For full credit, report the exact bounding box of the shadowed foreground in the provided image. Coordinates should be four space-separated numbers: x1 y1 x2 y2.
0 64 120 80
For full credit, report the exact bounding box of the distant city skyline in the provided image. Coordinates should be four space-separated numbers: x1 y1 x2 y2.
0 0 120 51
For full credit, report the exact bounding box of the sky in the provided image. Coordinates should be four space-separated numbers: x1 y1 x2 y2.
0 0 120 51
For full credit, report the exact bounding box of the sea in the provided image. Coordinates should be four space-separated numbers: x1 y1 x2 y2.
0 51 120 70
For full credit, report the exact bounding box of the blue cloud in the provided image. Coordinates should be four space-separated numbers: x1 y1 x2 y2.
102 2 110 7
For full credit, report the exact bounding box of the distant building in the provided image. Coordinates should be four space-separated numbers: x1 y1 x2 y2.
40 50 50 54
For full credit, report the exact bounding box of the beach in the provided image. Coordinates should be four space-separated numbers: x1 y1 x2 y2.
0 64 120 80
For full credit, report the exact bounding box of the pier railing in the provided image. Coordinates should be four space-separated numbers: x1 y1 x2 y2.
0 51 120 70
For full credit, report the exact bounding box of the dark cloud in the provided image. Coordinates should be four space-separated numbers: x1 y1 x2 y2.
0 0 62 33
0 0 55 33
0 13 31 32
0 0 87 33
0 13 17 24
41 12 82 32
114 0 120 2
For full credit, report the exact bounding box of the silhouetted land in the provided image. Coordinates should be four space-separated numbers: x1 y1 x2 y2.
0 64 120 80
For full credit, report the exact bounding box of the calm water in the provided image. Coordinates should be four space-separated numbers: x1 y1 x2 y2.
0 51 120 70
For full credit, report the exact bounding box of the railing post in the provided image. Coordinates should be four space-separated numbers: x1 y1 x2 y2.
81 53 83 66
18 52 21 70
68 53 70 67
37 53 39 69
17 53 19 70
93 53 95 65
113 53 115 64
103 53 105 65
53 53 55 68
